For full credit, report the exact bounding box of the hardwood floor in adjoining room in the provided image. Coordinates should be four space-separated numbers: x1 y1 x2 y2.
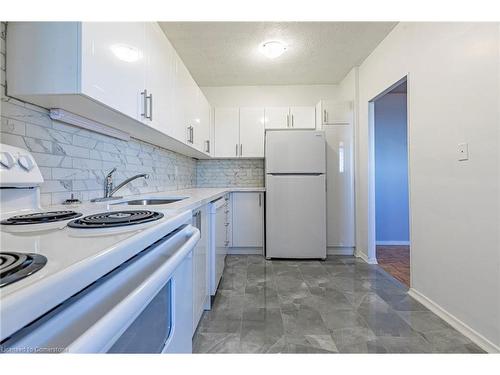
376 245 410 287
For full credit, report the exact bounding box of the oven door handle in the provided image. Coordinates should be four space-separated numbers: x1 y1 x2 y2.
65 225 200 353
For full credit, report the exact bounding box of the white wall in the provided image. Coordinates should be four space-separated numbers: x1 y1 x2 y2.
201 85 339 107
354 22 500 351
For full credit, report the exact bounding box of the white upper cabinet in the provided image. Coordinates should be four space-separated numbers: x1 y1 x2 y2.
239 107 265 158
6 22 211 159
81 23 146 122
213 107 265 158
143 22 176 132
214 108 240 158
191 88 211 154
318 100 353 125
264 107 290 129
289 106 316 129
264 106 316 129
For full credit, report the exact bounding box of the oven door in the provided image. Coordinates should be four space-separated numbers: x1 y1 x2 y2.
1 224 199 354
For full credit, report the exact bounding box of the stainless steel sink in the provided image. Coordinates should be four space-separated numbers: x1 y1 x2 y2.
114 198 187 206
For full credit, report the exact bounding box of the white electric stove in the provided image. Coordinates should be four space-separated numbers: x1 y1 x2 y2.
0 143 199 353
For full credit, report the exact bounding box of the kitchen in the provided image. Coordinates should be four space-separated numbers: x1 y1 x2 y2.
1 4 500 369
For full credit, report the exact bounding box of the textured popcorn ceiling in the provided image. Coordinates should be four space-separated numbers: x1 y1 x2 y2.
159 22 397 86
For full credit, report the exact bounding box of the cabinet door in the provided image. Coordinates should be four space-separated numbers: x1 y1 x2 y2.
324 124 355 247
193 89 211 153
81 22 146 121
192 207 209 334
239 107 265 158
214 108 240 157
290 106 316 129
232 192 264 248
264 107 290 129
169 54 187 142
321 100 352 124
144 23 175 131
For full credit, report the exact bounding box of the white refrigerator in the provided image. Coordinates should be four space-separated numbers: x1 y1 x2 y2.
265 130 327 259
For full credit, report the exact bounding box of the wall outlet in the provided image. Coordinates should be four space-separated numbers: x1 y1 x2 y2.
457 143 469 161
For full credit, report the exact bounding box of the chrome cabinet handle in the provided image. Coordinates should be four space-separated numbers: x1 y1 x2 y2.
149 93 153 121
291 114 294 127
141 90 148 119
323 109 327 123
141 90 152 120
191 126 194 143
286 114 290 128
187 126 194 144
205 140 210 153
240 144 243 156
235 144 238 156
258 193 262 207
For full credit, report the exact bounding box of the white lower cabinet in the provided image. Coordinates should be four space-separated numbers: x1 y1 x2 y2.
231 192 264 249
192 205 209 335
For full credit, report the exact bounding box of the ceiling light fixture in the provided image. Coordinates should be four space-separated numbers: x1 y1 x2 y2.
110 43 143 63
259 41 287 59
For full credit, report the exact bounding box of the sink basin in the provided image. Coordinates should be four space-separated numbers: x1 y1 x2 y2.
114 198 187 206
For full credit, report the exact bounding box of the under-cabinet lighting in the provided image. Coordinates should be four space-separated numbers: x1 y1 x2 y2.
49 109 130 141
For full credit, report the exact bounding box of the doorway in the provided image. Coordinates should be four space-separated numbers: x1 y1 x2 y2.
372 79 410 287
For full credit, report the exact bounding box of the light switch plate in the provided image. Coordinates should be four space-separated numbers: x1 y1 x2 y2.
458 143 469 161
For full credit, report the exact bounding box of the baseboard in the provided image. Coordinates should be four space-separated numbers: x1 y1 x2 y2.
355 250 378 264
376 241 410 246
408 288 500 353
227 247 263 255
327 247 355 256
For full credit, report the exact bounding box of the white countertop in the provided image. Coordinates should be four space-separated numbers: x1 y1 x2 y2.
100 187 266 213
0 187 264 340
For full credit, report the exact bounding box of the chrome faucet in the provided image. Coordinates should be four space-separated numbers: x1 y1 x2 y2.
91 168 149 202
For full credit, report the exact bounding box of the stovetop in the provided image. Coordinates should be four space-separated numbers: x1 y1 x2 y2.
68 210 164 229
0 252 47 288
1 210 82 225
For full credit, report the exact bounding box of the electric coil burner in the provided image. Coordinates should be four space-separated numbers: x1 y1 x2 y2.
1 211 82 225
0 252 48 288
68 210 164 229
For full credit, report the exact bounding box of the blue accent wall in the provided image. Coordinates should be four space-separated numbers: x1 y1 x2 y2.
375 93 409 243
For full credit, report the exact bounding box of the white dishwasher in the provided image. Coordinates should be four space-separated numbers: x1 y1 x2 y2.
209 195 229 296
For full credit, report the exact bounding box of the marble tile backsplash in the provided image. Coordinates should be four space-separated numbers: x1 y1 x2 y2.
0 22 263 206
197 159 264 188
0 97 198 205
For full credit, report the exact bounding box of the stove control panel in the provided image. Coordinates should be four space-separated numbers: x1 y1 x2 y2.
0 143 43 187
18 154 35 171
1 151 16 169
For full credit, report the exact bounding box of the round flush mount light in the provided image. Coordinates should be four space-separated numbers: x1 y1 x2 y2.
259 41 287 59
111 43 143 63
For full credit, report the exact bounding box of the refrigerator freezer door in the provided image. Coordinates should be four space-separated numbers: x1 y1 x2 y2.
266 174 326 259
265 130 326 174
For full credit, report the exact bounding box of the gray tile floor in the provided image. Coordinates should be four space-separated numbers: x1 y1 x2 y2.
193 255 485 353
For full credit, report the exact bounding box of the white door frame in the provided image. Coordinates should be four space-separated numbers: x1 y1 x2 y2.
367 75 412 282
